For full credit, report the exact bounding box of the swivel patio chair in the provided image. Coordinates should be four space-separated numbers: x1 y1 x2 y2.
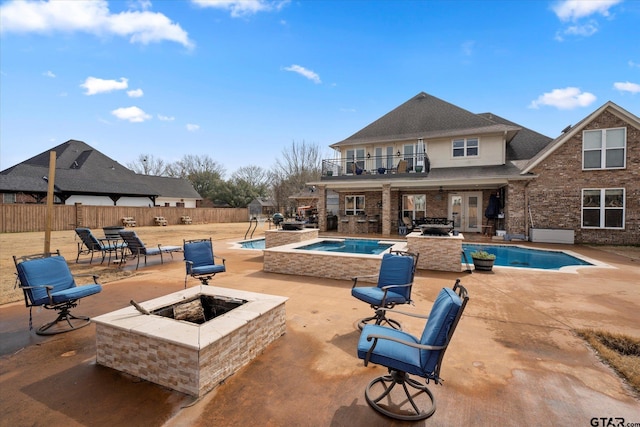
75 227 125 265
351 250 419 330
357 279 469 421
119 230 182 270
13 250 103 335
183 238 226 287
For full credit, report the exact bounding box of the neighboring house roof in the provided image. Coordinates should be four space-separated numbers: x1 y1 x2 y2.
522 101 640 174
289 189 319 200
0 139 200 200
249 197 275 207
331 92 520 147
136 174 201 199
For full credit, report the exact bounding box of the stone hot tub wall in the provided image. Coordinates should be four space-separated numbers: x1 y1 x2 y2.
406 232 464 272
264 228 319 248
262 238 406 281
93 286 287 397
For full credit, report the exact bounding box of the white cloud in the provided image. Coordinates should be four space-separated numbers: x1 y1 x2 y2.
552 0 621 41
0 0 193 49
111 106 151 122
186 123 200 132
528 87 597 110
158 114 175 121
81 77 128 95
564 21 598 37
552 0 621 21
127 88 144 98
43 70 56 78
629 60 640 69
284 64 321 84
192 0 288 18
613 81 640 94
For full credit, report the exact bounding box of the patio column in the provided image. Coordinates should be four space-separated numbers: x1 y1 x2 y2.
317 185 327 232
382 184 391 235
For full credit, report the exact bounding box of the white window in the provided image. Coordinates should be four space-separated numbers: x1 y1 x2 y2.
452 138 479 157
582 188 625 229
403 144 415 170
345 195 365 216
402 194 426 221
346 148 365 174
3 193 16 204
583 128 626 169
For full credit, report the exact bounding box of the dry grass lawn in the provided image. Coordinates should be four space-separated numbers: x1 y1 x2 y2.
0 222 260 305
577 329 640 395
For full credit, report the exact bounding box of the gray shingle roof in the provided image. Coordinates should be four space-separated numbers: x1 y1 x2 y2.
137 174 202 199
0 139 200 199
331 92 520 147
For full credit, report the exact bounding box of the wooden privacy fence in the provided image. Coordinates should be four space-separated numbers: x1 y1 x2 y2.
0 204 249 233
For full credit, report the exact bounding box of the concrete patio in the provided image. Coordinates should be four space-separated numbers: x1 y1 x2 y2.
1 230 638 426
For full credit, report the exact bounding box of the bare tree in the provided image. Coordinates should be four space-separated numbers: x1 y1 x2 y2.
165 155 227 204
167 154 226 179
127 154 168 176
270 140 323 214
231 165 270 189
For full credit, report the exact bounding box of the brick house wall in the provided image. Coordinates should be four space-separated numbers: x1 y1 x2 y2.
525 109 640 245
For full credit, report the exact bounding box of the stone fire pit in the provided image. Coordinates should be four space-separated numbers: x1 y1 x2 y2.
93 286 288 397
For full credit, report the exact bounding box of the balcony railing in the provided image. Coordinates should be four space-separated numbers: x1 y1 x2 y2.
321 154 430 178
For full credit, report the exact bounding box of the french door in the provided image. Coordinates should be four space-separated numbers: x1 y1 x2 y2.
448 192 482 233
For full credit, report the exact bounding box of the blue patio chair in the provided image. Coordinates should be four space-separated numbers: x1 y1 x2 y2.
357 279 469 421
119 230 182 270
351 250 419 330
13 250 103 335
183 238 226 287
75 227 125 265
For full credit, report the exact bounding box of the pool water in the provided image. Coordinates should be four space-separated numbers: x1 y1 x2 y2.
241 238 593 270
240 239 266 249
298 239 393 255
462 244 592 270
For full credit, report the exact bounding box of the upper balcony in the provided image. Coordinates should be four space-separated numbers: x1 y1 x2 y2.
321 154 430 180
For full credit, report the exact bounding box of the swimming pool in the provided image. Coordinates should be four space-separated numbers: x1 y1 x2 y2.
462 244 593 271
244 237 596 271
297 239 394 255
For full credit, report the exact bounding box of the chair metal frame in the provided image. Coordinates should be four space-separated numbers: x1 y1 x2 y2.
359 280 469 421
351 250 419 330
183 238 226 287
13 250 102 335
75 227 124 265
119 230 182 270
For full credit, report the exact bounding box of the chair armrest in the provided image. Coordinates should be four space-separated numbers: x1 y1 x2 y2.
380 283 411 291
213 255 226 265
375 307 429 320
20 284 55 305
73 273 101 283
363 332 446 367
351 274 378 288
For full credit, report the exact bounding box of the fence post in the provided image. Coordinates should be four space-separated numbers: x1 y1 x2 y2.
75 202 83 227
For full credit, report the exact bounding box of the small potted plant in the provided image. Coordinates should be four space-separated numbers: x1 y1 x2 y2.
471 250 496 271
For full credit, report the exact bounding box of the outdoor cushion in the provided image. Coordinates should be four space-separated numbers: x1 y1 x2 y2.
419 287 462 373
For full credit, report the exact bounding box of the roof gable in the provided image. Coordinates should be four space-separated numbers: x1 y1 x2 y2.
522 101 640 174
332 92 519 147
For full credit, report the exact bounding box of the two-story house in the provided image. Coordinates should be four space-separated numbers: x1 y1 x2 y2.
310 92 639 245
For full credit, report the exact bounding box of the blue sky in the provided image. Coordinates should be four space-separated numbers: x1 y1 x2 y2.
1 0 638 177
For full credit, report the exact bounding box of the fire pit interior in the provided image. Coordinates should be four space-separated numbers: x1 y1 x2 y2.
151 295 247 324
93 286 287 397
